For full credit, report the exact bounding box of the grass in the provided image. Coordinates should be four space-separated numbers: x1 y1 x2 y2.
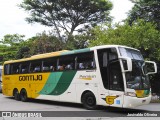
150 100 160 103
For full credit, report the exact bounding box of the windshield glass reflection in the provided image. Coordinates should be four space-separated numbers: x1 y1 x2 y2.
125 60 150 90
119 47 143 60
119 47 150 90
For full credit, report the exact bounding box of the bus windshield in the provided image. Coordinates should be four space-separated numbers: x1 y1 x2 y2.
119 47 150 90
119 47 143 60
125 60 150 90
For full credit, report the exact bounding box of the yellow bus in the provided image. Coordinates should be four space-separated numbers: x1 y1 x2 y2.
0 65 3 93
2 45 157 109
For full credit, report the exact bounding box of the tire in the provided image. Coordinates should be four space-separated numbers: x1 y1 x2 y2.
13 89 20 101
82 92 97 110
20 89 28 102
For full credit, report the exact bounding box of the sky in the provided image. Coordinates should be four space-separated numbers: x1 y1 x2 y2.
0 0 134 40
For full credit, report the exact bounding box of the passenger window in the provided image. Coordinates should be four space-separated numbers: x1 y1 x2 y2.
76 52 95 70
42 57 57 72
10 63 20 74
30 61 42 73
58 55 75 71
20 62 30 73
4 64 10 75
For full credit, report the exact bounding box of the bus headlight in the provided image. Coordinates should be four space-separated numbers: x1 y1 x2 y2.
125 92 136 97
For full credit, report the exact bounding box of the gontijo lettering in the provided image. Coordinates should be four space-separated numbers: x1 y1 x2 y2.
19 75 42 81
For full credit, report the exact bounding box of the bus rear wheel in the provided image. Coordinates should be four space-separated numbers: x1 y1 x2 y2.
13 89 20 101
82 92 97 110
20 89 28 102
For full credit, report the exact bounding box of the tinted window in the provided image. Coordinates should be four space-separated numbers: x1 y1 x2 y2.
109 61 124 91
42 57 57 72
10 63 20 74
20 62 30 73
58 55 75 71
76 52 95 70
4 64 10 75
119 47 143 60
30 60 42 73
97 48 118 89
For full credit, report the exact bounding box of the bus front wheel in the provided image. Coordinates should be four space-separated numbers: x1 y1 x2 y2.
82 92 97 110
20 89 28 102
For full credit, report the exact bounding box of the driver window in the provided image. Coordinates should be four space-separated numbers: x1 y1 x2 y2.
103 52 108 67
109 52 118 61
109 61 124 91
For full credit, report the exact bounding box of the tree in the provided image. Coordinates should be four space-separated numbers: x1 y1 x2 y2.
73 34 90 49
89 20 160 94
28 31 63 55
20 0 112 42
0 45 6 64
128 0 160 30
0 34 25 46
0 34 26 62
90 20 160 60
16 46 30 59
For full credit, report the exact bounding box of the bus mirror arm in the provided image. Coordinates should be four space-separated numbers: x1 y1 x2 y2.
119 57 132 72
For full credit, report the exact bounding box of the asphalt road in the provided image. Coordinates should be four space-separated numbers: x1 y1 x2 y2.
0 93 160 120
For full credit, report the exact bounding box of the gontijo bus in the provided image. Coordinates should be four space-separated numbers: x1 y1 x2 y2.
2 45 157 109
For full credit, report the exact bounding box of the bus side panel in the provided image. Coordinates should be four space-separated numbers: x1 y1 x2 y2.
75 71 99 104
58 71 77 102
38 71 76 102
2 75 17 97
2 73 51 99
59 83 76 102
33 72 59 100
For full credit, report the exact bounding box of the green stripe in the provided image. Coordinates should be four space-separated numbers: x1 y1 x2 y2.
49 71 77 95
61 48 90 56
74 48 90 54
39 71 77 95
61 51 74 55
38 72 63 94
144 90 150 95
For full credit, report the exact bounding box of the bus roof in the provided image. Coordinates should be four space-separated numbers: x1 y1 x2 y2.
4 48 91 64
4 45 139 64
90 45 139 51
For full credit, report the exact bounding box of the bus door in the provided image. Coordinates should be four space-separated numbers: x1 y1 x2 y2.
97 48 124 107
107 60 124 107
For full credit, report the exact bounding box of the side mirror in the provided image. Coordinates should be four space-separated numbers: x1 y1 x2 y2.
143 61 157 75
120 57 132 72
